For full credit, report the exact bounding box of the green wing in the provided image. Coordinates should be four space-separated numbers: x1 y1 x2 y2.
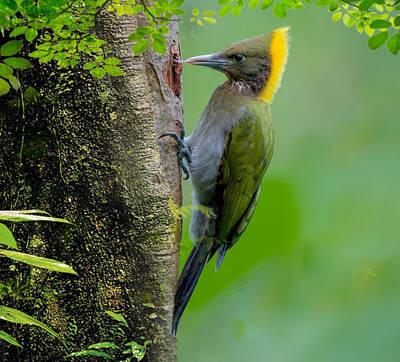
215 100 274 247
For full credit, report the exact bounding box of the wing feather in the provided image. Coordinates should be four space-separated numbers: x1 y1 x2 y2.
215 101 274 247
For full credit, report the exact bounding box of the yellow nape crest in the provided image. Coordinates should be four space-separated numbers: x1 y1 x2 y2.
259 27 289 103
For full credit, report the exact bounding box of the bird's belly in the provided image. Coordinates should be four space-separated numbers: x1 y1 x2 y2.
190 132 226 206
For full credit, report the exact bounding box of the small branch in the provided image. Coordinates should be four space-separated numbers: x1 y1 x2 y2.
341 0 359 9
139 0 179 22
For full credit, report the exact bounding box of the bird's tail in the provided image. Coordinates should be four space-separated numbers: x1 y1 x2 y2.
172 240 212 335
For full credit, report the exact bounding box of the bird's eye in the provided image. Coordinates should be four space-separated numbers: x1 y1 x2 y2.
232 54 245 63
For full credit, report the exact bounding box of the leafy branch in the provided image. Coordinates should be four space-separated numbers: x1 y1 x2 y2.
217 0 400 54
0 0 398 97
0 210 75 349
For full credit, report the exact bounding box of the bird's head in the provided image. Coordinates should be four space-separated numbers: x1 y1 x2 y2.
184 27 289 102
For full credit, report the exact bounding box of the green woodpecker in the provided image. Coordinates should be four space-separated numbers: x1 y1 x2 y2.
170 28 289 334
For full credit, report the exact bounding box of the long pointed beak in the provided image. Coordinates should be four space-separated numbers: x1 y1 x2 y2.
184 53 229 69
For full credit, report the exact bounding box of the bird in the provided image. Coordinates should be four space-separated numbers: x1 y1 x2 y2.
169 27 289 335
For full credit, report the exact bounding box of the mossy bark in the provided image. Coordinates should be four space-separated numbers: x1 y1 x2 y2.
0 11 182 362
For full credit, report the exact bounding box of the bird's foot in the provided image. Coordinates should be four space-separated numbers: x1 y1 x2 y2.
159 127 192 180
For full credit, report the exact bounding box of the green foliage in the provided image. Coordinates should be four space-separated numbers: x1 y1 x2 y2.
0 0 396 98
0 250 77 274
0 330 22 347
189 8 217 25
0 0 125 96
0 210 75 349
0 209 71 223
214 0 400 55
105 310 129 328
113 0 187 54
0 306 60 339
0 223 17 250
65 311 150 361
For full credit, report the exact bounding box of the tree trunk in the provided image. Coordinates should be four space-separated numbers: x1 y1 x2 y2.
0 10 182 362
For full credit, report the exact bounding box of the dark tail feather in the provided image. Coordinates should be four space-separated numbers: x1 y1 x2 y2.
215 244 228 272
172 241 211 335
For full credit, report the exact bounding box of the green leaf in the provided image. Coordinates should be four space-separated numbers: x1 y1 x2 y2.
273 3 287 18
394 16 400 27
4 0 17 10
105 311 129 327
29 50 49 58
249 0 261 8
365 25 375 37
343 14 357 27
329 2 339 11
356 20 364 33
368 30 389 49
0 249 78 274
104 57 121 65
158 0 168 8
260 0 274 9
314 0 331 5
90 67 105 79
20 0 34 6
104 65 123 76
133 38 150 54
26 5 39 18
0 15 9 28
9 27 28 37
142 302 156 308
152 37 166 54
25 28 38 42
0 40 23 57
158 27 169 34
332 12 342 22
88 342 120 349
0 78 10 96
0 223 18 250
7 75 20 90
0 63 13 78
83 62 96 70
24 86 40 103
202 10 216 15
218 0 232 4
359 0 374 11
370 19 392 29
203 17 217 23
169 0 184 8
172 8 185 14
0 210 69 223
0 306 60 339
65 350 113 359
386 33 400 55
192 8 200 15
3 57 33 69
219 4 233 15
231 5 242 16
125 341 148 361
0 330 21 347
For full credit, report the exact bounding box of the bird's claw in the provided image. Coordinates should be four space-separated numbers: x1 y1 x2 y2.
159 130 192 180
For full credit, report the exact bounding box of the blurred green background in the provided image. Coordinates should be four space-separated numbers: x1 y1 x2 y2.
177 2 400 361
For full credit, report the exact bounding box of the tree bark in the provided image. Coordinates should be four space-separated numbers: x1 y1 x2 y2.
0 10 182 362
